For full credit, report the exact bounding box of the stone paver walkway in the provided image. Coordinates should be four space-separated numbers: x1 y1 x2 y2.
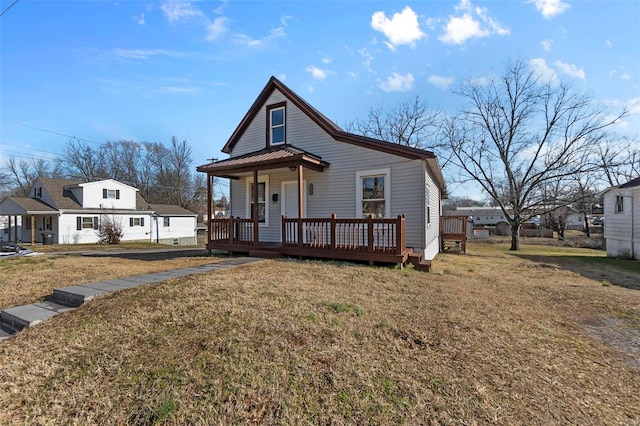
0 256 263 340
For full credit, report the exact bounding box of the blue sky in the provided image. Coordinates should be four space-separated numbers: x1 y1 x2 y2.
1 0 639 198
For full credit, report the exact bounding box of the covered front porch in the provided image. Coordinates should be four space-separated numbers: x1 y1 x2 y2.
197 145 414 266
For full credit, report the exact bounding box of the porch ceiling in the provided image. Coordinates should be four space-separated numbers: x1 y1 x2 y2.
196 144 329 176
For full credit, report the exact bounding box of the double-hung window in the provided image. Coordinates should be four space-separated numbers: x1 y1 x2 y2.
130 217 145 227
103 188 120 199
163 217 170 227
268 103 285 146
615 195 624 213
246 176 269 225
77 216 98 230
356 168 391 218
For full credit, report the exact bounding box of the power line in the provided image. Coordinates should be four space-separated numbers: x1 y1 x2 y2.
0 0 20 18
21 124 104 145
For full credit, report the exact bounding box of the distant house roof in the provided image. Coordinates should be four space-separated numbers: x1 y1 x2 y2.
0 197 58 214
148 204 197 217
602 176 640 195
619 176 640 189
38 177 83 209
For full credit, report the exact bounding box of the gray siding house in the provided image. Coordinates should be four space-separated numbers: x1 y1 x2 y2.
197 77 446 266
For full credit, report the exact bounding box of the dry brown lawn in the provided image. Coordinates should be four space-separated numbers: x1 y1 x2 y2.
0 251 221 310
0 243 639 425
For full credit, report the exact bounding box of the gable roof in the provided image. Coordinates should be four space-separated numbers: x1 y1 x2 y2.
619 176 640 189
221 76 436 162
37 177 83 209
0 197 58 215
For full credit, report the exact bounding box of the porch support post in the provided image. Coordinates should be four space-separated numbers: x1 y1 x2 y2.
7 215 11 242
253 170 259 246
207 173 212 253
13 215 18 242
30 216 35 246
297 165 303 248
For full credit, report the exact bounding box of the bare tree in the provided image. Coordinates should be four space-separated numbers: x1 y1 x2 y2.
60 139 107 181
3 156 60 196
445 58 627 250
345 96 449 165
597 136 640 187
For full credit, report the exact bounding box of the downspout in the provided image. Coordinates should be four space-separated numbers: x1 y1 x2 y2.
630 193 635 259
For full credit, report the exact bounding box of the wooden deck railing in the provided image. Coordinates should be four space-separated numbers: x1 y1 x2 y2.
210 217 255 246
282 214 406 254
208 214 407 258
440 215 468 253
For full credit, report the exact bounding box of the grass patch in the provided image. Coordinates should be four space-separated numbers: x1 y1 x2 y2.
0 244 639 424
0 252 221 309
322 301 365 316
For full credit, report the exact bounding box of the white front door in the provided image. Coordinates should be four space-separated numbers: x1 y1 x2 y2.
282 181 306 243
282 181 306 218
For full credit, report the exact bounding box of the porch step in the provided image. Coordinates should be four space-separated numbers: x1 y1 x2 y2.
407 253 431 273
1 303 66 331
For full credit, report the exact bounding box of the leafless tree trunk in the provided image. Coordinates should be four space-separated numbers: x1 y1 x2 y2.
445 58 627 250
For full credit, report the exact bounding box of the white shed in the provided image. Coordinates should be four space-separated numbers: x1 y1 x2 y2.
602 177 640 259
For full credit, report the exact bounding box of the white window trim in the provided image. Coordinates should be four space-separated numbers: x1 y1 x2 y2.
280 180 307 218
356 168 391 218
270 106 285 145
246 175 270 227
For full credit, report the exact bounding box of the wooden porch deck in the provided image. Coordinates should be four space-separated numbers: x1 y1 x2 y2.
206 214 413 266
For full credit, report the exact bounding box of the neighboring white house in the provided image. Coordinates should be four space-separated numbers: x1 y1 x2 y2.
454 206 512 226
197 76 446 262
0 177 197 246
602 177 640 260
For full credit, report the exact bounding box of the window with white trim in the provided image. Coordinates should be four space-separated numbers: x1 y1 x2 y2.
246 176 269 226
356 168 391 218
268 105 285 145
615 195 624 213
163 217 170 227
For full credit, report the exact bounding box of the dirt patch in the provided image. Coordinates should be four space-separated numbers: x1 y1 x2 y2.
583 316 640 371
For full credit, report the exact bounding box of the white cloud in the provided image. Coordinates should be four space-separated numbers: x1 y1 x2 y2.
621 73 631 80
541 39 552 51
371 6 425 50
555 60 585 80
206 17 228 41
306 66 328 81
606 40 613 47
439 0 509 45
529 57 558 85
359 48 375 73
281 15 293 26
112 48 188 60
428 75 454 90
161 0 204 23
320 53 333 64
132 13 145 25
233 27 286 48
379 72 414 92
529 0 570 19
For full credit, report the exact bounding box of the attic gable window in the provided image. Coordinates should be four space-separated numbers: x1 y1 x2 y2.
103 188 120 199
267 102 286 146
